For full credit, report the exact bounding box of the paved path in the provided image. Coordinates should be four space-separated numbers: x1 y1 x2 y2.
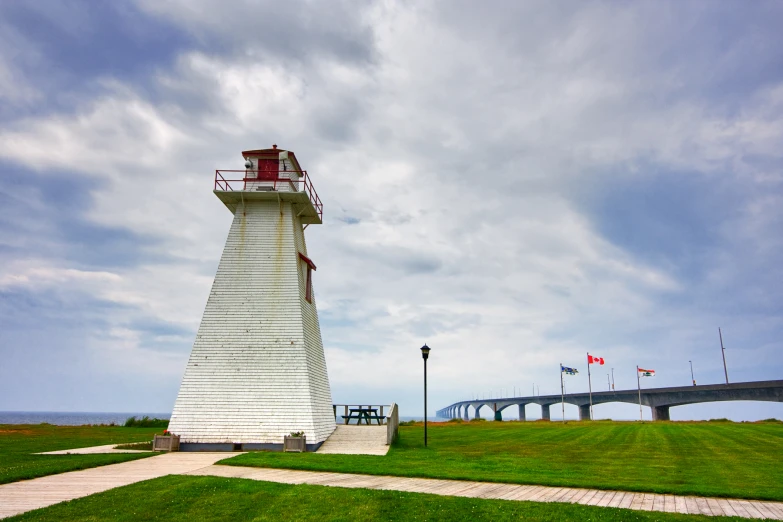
0 453 225 519
37 444 148 455
188 465 783 519
3 453 783 519
316 425 389 455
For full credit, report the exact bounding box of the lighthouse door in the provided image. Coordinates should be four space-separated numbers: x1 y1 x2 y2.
257 159 278 181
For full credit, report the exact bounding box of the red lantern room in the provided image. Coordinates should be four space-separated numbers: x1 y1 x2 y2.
214 144 323 224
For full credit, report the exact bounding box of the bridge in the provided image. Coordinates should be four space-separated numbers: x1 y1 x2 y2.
436 380 783 421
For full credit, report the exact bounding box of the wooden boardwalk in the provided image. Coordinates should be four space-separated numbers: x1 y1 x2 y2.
189 465 783 519
2 452 782 519
0 453 225 519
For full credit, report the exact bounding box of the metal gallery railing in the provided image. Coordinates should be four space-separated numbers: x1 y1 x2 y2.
214 169 323 221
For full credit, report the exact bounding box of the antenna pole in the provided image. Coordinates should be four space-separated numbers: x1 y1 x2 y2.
719 327 729 384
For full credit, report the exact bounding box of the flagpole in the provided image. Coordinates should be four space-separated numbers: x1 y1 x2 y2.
587 353 593 420
560 364 565 423
637 366 642 421
719 327 729 385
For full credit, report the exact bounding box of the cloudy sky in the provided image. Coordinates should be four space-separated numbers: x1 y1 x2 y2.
1 1 781 421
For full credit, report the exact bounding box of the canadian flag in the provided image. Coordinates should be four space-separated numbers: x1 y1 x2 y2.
588 354 605 365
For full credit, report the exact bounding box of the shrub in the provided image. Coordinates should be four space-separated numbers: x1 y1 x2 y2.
123 416 169 428
446 418 463 423
469 417 486 422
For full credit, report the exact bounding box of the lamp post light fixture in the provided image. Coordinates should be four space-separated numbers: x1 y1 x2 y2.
420 344 431 447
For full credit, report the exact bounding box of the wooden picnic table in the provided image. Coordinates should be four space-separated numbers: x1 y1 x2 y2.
342 407 384 425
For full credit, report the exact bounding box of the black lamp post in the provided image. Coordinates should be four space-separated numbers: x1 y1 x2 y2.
421 344 431 447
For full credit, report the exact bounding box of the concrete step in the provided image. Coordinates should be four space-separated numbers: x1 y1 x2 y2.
317 425 389 455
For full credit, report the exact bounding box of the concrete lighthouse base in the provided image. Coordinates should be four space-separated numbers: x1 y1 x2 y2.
178 441 325 453
168 198 335 450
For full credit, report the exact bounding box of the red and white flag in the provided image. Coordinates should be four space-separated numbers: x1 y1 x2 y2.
588 354 605 365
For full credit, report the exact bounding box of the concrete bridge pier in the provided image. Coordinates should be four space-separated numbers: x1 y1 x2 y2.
438 380 783 424
652 405 670 421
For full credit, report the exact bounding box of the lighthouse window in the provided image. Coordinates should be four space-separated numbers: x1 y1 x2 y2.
305 266 313 303
298 252 317 304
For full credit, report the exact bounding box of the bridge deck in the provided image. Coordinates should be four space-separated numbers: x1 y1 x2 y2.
438 379 783 419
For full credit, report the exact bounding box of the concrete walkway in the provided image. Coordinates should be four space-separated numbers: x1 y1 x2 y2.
37 444 148 455
188 465 783 519
316 425 389 455
0 452 225 519
2 453 782 519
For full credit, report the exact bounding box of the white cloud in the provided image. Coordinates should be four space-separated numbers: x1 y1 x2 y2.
0 1 780 417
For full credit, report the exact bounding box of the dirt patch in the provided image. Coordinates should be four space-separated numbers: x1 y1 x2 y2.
0 429 35 435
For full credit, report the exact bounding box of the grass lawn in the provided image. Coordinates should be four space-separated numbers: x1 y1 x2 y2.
224 420 783 501
6 475 740 522
0 424 160 484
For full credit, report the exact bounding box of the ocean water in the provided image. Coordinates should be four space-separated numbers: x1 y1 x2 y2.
0 412 170 426
0 412 445 426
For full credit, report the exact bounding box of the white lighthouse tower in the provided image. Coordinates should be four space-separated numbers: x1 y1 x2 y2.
168 145 335 451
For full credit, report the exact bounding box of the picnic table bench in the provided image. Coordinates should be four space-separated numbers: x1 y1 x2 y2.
341 407 384 425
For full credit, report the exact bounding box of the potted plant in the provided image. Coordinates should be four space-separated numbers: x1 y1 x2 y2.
283 431 306 452
152 429 180 452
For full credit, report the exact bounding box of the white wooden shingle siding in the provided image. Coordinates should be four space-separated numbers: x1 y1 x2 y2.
168 199 335 445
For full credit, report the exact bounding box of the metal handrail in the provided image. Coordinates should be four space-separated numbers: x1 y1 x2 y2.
214 169 323 221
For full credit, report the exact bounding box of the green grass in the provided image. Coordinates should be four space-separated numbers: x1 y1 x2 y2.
0 424 160 484
224 421 783 501
6 475 739 522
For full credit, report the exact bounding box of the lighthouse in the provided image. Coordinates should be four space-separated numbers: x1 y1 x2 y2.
168 145 335 451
